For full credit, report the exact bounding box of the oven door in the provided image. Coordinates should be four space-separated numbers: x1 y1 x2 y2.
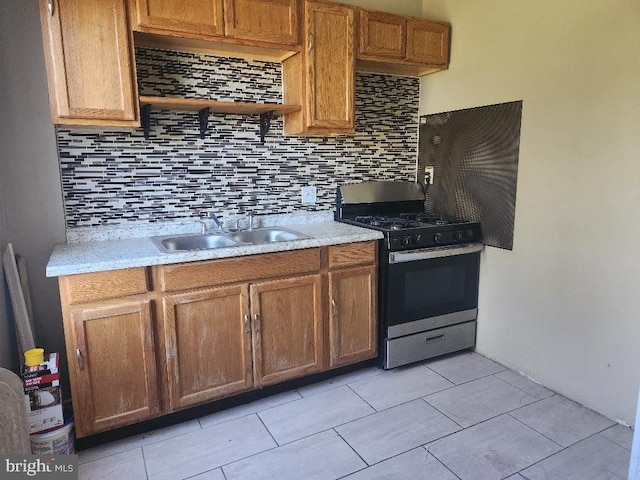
385 244 482 339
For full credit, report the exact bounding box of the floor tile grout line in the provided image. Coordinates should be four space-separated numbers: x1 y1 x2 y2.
332 428 370 478
197 390 304 429
422 445 463 480
596 428 634 451
509 428 630 480
417 396 465 429
140 446 150 480
296 368 385 399
421 384 548 432
255 410 280 447
489 371 552 401
506 410 566 449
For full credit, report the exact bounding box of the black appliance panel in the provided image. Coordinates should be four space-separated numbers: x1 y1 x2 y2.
386 251 480 327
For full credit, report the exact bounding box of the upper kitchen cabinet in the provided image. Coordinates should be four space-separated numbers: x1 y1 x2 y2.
39 0 139 126
357 8 450 77
283 0 355 135
130 0 300 61
131 0 225 39
224 0 299 46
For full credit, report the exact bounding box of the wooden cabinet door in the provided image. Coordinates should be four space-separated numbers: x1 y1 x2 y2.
224 0 299 46
328 265 377 368
357 9 405 61
132 0 224 38
283 0 355 135
406 18 449 65
162 285 253 410
69 298 159 437
39 0 139 126
251 274 323 387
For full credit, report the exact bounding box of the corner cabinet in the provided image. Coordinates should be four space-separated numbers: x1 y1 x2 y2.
39 0 139 127
283 0 355 135
357 7 450 77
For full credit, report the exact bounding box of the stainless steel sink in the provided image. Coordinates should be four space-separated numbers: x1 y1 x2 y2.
152 234 238 253
152 227 310 253
226 227 310 244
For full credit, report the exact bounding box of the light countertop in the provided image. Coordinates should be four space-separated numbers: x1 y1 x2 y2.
46 214 383 277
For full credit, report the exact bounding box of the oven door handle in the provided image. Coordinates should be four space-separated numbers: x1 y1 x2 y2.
389 243 483 263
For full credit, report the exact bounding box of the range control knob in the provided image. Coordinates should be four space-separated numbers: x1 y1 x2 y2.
466 229 476 241
414 234 422 246
454 230 466 242
434 233 443 244
403 236 413 247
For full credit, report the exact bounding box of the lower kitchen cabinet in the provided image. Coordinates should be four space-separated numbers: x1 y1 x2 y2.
251 274 324 387
327 242 378 367
56 242 376 437
67 297 160 437
162 284 253 410
328 264 377 367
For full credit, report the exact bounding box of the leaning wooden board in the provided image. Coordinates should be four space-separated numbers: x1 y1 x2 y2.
3 243 36 356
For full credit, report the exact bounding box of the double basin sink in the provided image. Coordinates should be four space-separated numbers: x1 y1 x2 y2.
152 227 311 253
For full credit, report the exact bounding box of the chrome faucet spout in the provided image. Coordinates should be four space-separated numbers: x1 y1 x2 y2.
198 212 223 233
209 213 223 230
196 219 208 235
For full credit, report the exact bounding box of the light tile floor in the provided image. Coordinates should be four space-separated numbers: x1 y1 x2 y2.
78 352 632 480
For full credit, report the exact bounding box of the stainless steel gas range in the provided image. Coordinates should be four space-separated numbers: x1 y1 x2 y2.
335 181 483 369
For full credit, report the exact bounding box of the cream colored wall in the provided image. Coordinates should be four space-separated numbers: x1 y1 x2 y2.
420 0 640 424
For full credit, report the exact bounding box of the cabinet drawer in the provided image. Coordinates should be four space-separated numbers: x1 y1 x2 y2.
157 248 322 291
328 242 376 269
60 268 150 304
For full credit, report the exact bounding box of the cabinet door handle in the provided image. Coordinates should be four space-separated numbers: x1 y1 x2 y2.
76 348 84 370
253 313 261 331
244 314 250 333
308 32 314 52
47 0 54 16
331 299 337 317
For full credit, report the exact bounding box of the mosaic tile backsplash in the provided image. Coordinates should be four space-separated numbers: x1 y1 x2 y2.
57 48 419 229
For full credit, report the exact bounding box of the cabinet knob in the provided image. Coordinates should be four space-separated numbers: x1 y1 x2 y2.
253 313 261 331
76 348 84 371
244 314 250 333
47 0 54 16
331 299 337 317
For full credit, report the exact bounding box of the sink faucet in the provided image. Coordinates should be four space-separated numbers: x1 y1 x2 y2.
247 212 255 231
198 212 223 234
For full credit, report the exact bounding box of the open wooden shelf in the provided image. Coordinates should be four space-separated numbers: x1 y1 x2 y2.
138 96 301 142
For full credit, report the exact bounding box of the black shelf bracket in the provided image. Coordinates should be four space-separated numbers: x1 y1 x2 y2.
141 104 152 140
259 110 275 143
198 107 210 139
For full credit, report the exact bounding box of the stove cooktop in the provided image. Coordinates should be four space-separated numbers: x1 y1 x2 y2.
347 213 475 232
335 181 483 250
340 212 482 250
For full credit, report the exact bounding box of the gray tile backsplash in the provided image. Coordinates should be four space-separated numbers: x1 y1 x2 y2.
57 48 419 229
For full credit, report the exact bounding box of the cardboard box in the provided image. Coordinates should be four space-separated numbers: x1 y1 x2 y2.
23 353 64 434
